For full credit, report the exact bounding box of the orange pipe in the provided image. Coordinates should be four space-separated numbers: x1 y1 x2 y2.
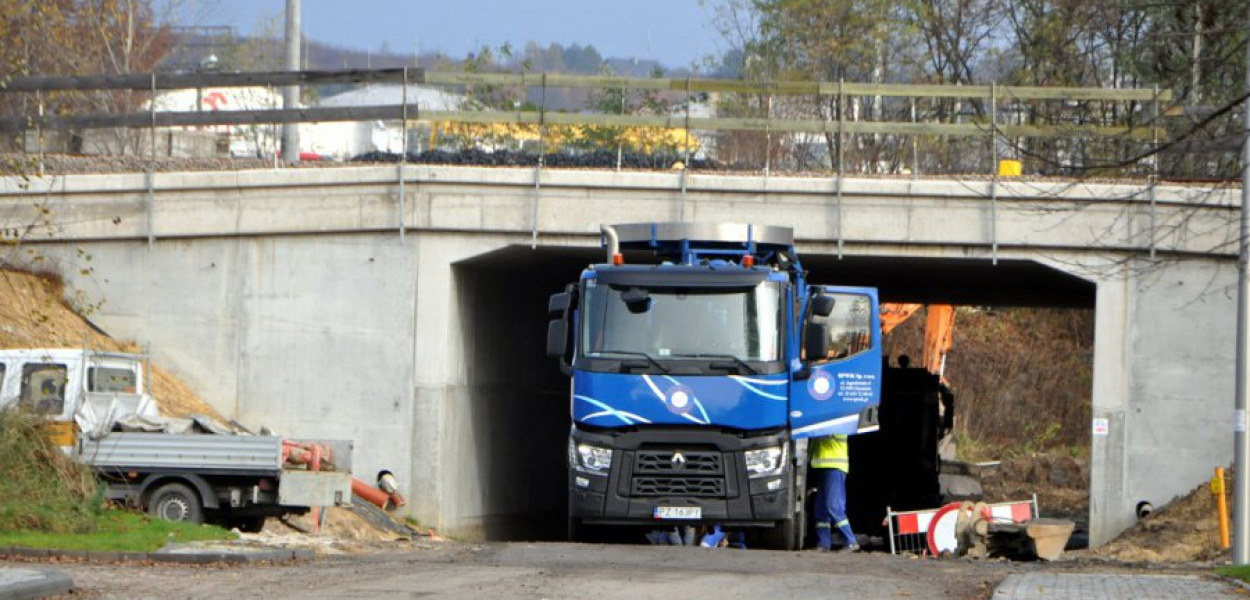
353 477 392 508
282 441 334 471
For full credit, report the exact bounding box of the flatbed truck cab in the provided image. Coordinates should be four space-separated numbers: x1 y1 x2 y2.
547 223 882 549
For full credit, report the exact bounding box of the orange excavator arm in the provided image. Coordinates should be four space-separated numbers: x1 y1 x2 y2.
922 305 955 378
879 303 956 378
880 303 924 336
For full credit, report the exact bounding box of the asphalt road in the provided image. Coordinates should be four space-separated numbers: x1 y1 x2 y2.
8 541 1233 600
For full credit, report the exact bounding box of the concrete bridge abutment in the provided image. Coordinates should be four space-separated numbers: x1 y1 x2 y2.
0 165 1238 544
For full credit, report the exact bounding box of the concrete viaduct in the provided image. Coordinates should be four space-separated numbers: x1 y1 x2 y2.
0 164 1239 546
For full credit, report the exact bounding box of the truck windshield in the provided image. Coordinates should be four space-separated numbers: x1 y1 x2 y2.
580 281 782 363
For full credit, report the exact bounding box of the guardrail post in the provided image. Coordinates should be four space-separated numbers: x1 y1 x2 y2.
836 79 846 260
146 73 156 247
616 83 626 171
910 96 918 178
399 67 408 241
989 81 998 266
680 77 692 222
531 73 546 249
1149 85 1160 259
764 91 772 178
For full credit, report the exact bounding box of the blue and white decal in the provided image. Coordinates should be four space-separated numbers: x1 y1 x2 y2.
573 370 789 430
808 371 835 401
788 285 883 439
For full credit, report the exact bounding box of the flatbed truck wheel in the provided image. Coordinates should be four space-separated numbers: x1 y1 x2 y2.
231 515 266 533
148 482 204 525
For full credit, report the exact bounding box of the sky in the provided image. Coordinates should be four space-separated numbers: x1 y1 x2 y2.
190 0 721 69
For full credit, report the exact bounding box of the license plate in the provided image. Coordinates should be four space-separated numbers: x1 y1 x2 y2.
653 506 701 520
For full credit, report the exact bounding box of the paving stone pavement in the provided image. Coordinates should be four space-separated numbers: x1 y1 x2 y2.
993 573 1242 599
0 567 73 599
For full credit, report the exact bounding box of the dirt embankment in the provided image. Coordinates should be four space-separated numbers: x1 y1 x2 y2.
0 268 408 544
0 269 220 419
1094 472 1232 563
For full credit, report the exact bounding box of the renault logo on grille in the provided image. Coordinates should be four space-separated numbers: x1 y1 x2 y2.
671 452 687 470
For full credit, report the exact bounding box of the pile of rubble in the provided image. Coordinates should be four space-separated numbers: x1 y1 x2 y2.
966 450 1229 563
1094 472 1231 563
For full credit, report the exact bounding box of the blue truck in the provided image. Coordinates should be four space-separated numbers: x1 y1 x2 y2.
546 223 883 549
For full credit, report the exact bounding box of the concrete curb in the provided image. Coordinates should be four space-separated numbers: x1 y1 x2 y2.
0 545 313 565
0 567 73 600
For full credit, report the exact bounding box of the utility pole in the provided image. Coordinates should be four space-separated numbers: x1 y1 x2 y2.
1235 2 1250 565
281 0 301 164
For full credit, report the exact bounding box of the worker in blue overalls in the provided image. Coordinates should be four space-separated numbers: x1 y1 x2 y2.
811 434 860 552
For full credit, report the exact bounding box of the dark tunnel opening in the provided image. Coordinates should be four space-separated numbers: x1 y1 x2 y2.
453 246 603 540
453 245 1097 542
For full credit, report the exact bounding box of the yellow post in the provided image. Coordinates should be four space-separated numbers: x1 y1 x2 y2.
1214 467 1231 549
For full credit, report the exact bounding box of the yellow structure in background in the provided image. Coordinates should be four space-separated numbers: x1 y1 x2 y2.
430 121 699 155
998 159 1023 177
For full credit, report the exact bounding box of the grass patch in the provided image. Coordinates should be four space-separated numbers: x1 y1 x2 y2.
1217 564 1250 583
0 406 234 552
0 406 100 533
0 510 235 552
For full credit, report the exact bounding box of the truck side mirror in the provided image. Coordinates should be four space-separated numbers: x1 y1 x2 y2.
804 322 830 362
548 291 572 317
546 320 568 358
810 294 836 317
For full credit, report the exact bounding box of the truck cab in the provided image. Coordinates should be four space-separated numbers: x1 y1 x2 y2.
548 223 881 549
0 348 158 445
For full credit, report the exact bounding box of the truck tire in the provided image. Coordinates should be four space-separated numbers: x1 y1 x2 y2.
567 515 583 542
223 515 266 533
148 483 204 525
760 517 800 550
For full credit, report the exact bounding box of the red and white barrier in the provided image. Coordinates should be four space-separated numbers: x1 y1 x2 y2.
886 496 1038 556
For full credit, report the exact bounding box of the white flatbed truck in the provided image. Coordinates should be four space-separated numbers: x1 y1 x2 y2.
1 348 351 531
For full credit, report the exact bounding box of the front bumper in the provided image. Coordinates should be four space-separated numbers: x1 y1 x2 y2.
569 428 793 526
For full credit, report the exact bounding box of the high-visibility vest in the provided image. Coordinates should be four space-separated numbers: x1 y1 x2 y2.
810 434 849 472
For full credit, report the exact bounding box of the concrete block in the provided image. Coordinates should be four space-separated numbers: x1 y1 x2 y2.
940 473 983 500
54 550 90 561
0 567 73 600
7 547 50 559
86 551 122 563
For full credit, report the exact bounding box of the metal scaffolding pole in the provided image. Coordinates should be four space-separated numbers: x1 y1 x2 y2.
1234 3 1250 565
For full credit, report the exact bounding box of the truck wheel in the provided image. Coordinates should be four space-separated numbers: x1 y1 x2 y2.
567 515 583 542
760 517 800 550
148 483 204 525
233 516 266 533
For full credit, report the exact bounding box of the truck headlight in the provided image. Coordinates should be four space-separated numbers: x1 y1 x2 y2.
569 439 613 474
745 445 786 479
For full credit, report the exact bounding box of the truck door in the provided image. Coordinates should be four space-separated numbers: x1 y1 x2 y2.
789 286 882 439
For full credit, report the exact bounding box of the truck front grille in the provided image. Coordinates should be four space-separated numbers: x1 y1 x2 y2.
634 450 721 474
631 477 725 497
